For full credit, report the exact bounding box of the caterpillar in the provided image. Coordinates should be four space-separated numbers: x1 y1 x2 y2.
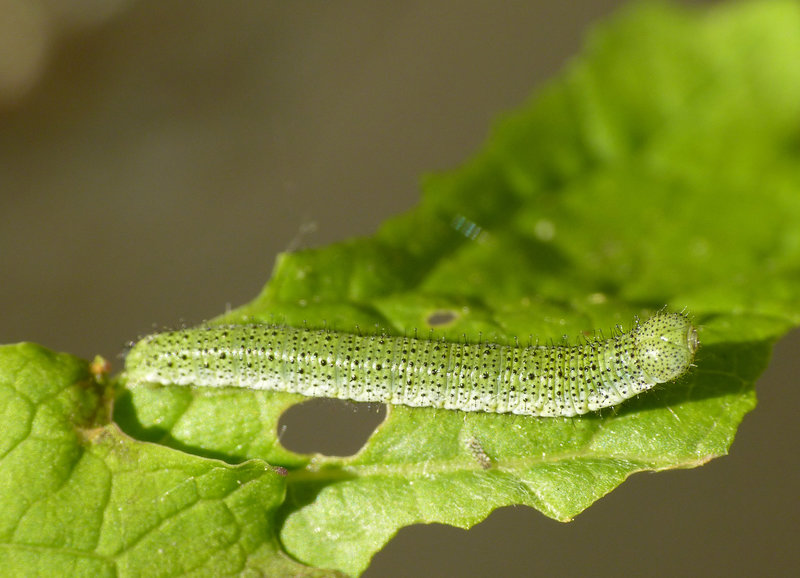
123 311 698 417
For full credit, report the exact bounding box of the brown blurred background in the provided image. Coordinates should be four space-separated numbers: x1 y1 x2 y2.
0 1 797 576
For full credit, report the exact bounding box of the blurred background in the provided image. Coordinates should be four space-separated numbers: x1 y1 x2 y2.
0 1 797 576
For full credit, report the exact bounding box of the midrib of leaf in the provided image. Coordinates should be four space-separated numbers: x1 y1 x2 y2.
288 445 703 482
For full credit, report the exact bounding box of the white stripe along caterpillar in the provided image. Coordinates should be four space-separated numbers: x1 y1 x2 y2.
124 311 698 417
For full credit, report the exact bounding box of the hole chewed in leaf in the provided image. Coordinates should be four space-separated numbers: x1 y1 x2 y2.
278 397 386 456
426 309 459 327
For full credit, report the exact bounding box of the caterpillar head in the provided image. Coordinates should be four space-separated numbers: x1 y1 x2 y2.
635 312 698 384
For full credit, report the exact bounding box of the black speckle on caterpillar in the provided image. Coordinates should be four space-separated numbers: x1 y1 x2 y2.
123 311 698 418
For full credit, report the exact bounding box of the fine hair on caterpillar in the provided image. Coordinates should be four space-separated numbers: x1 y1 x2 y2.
124 311 699 418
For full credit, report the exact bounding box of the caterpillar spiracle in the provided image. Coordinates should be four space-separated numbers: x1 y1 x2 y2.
124 311 698 417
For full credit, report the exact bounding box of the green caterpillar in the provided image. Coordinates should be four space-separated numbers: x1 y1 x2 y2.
124 311 698 417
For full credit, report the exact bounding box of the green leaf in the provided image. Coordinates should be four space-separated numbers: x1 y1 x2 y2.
6 1 800 576
0 344 340 577
117 2 800 574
